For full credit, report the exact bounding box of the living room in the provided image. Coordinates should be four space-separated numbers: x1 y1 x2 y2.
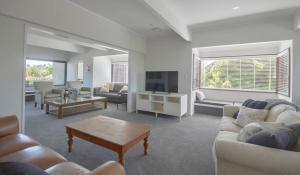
1 0 300 175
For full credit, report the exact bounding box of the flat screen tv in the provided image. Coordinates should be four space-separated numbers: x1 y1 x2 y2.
145 71 178 93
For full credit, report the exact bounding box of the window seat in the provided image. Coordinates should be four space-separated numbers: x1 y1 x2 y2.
194 99 242 116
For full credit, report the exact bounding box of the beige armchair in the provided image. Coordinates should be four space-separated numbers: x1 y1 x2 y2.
33 81 64 109
66 81 91 97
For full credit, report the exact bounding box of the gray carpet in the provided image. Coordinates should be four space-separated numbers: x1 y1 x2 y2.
25 102 220 175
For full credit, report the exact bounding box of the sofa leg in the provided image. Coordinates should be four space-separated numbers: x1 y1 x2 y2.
41 104 44 110
34 102 37 107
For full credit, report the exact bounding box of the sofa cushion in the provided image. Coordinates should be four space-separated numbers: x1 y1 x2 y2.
276 110 300 125
0 162 49 175
0 146 66 170
0 134 40 157
233 106 268 127
265 104 296 122
112 84 126 92
220 116 241 133
246 127 298 150
233 99 268 119
237 122 283 142
45 162 89 175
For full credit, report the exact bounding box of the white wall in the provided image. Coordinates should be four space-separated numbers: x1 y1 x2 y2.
52 62 66 85
26 45 74 61
0 15 25 129
128 51 145 112
145 34 193 115
93 56 111 87
0 0 146 53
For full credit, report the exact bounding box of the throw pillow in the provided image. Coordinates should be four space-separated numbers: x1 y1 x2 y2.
238 122 283 142
195 90 205 101
246 127 298 150
0 162 49 175
119 85 128 93
276 110 300 125
100 84 109 93
233 106 269 127
233 99 268 119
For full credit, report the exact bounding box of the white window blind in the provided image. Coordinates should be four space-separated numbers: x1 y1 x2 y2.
200 55 277 91
112 62 128 83
277 49 290 96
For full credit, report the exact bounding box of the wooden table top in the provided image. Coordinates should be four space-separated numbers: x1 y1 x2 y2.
65 116 151 146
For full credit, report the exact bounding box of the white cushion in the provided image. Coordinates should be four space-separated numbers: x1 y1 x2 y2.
119 85 128 93
100 84 109 93
265 104 296 122
233 106 269 127
195 90 205 101
276 110 300 125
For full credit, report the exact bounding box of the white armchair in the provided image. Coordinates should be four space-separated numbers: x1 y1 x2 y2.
66 81 91 97
33 81 64 109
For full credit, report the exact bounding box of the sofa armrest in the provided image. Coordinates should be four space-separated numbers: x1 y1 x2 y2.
0 115 19 137
223 105 239 118
52 89 65 96
215 138 300 175
81 87 91 92
89 161 126 175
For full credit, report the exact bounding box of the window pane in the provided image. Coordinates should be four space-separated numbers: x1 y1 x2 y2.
77 62 84 80
112 62 128 83
53 62 65 85
200 55 276 92
26 60 53 85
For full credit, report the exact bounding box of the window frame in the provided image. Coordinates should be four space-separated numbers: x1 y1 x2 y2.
276 48 291 97
25 58 67 86
198 54 278 93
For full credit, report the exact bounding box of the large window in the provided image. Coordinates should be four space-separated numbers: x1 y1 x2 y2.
199 55 277 92
112 62 128 83
26 59 66 86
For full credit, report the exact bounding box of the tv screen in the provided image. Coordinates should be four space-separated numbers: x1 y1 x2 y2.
145 71 178 93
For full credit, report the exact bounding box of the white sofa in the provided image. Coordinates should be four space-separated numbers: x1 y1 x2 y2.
213 104 300 175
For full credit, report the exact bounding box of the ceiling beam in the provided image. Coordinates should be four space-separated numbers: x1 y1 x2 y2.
141 0 191 41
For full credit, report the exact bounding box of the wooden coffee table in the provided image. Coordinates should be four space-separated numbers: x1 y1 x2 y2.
65 116 151 166
45 97 107 119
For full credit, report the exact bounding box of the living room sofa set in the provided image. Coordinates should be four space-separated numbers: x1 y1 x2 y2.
0 115 126 175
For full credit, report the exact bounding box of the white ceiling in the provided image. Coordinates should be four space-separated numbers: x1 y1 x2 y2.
68 0 300 40
164 0 300 25
69 0 171 37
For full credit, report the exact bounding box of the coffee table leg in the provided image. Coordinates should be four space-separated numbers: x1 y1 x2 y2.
67 128 73 152
58 106 63 119
104 100 107 109
118 151 125 166
46 104 49 114
144 136 149 155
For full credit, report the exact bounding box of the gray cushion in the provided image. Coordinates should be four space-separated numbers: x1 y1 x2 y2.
112 84 126 92
246 127 298 150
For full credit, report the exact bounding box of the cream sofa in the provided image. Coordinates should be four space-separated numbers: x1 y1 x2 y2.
213 104 300 175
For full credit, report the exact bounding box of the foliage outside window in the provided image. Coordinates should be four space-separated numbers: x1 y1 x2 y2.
112 62 128 83
26 60 53 86
26 59 66 86
200 55 277 92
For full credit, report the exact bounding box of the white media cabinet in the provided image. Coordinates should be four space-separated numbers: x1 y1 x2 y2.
136 92 188 120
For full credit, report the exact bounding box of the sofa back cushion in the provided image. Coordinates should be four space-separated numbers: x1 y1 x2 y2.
276 110 300 125
112 83 127 92
265 104 296 122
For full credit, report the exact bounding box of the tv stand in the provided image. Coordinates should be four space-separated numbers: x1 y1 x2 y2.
136 92 188 120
